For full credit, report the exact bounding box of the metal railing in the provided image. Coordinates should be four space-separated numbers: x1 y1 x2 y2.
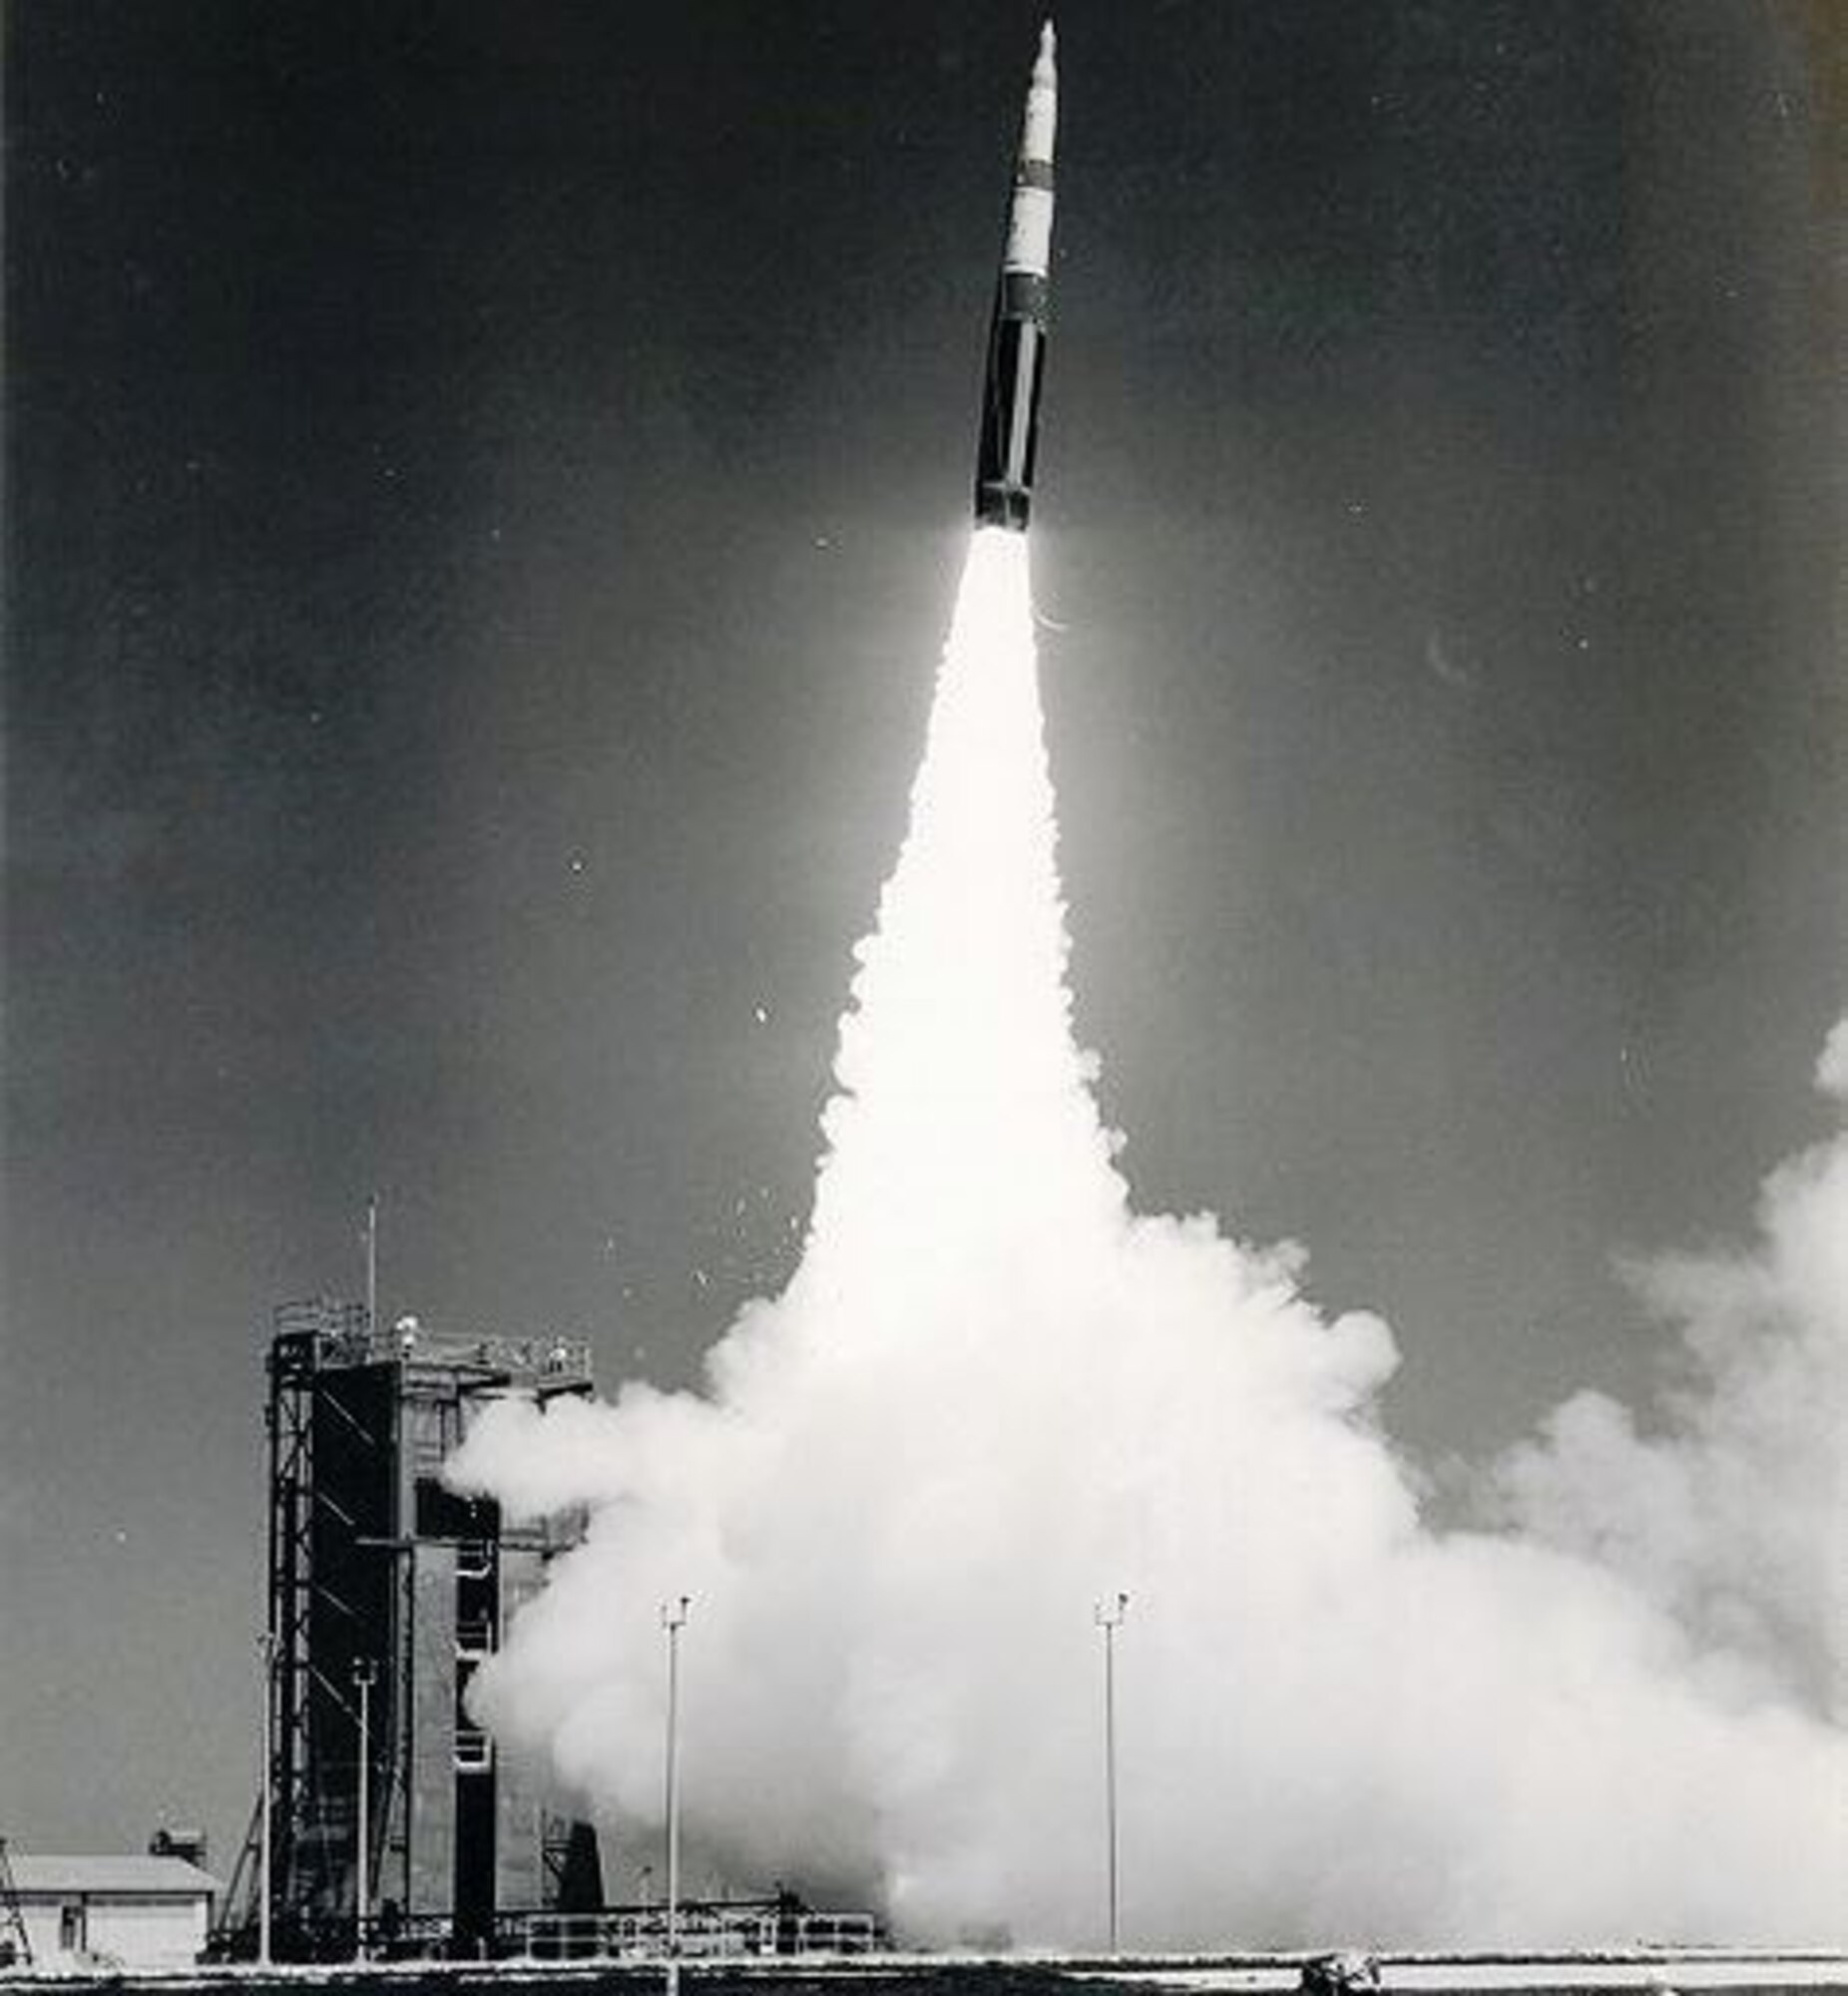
513 1905 883 1961
453 1727 494 1773
271 1301 592 1386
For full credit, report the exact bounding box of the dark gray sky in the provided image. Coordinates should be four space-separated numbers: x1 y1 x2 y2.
3 1 1840 1872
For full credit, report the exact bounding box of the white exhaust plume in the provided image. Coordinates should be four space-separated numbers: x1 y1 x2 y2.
451 531 1845 1948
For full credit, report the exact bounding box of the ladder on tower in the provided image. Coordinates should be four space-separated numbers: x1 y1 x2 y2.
0 1837 35 1968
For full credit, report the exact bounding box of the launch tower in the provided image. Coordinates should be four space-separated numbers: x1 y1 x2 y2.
237 1299 595 1958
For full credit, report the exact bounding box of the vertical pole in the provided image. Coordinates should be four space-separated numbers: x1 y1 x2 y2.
257 1631 276 1968
353 1659 376 1958
662 1597 691 1994
400 1545 416 1918
365 1194 379 1334
1095 1592 1129 1955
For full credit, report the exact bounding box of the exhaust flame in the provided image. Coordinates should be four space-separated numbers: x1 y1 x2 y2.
452 531 1846 1947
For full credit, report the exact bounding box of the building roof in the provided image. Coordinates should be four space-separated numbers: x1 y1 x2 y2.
10 1855 220 1897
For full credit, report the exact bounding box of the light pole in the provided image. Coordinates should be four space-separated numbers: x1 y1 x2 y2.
352 1658 377 1958
1095 1592 1130 1954
662 1597 691 1991
257 1631 276 1968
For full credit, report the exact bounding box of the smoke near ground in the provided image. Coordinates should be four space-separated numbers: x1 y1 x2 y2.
451 532 1845 1949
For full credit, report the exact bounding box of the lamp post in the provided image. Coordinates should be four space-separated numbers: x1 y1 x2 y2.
1095 1592 1130 1954
662 1597 691 1992
352 1658 377 1958
257 1631 276 1968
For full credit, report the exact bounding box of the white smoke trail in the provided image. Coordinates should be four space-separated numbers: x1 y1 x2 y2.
451 531 1846 1948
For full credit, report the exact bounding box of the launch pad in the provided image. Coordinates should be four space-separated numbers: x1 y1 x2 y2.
3 1946 1845 1995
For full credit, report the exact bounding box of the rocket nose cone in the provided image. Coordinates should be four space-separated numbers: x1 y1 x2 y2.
1036 19 1057 82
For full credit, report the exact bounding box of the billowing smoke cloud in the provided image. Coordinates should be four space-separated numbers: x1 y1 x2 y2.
1494 1039 1848 1719
450 534 1845 1948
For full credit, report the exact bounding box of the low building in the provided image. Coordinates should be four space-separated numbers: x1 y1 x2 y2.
10 1854 219 1971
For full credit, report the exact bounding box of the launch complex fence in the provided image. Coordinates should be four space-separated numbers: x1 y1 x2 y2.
515 1906 884 1961
212 1902 885 1964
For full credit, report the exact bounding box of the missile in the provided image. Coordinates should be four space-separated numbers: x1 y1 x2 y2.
975 21 1058 533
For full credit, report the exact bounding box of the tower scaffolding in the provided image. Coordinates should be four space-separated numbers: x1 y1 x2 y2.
0 1837 34 1967
221 1299 595 1960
